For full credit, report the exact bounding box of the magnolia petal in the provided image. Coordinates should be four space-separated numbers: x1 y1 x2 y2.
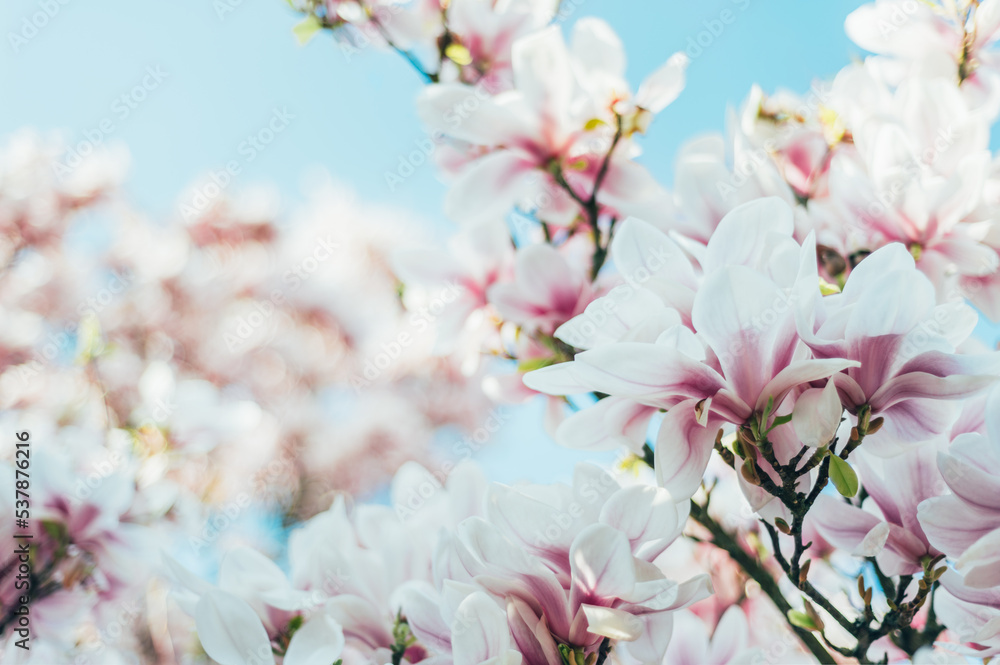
283 614 345 665
195 590 274 665
792 381 844 447
636 53 689 113
452 592 514 665
654 399 723 500
581 604 645 641
569 523 637 605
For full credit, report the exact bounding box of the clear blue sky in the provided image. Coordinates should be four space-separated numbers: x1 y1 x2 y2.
4 0 999 485
2 0 873 227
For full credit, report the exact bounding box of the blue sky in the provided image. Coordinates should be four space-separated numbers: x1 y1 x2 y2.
2 0 872 226
4 0 999 485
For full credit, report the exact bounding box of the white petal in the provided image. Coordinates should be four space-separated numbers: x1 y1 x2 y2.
283 614 345 665
195 590 275 665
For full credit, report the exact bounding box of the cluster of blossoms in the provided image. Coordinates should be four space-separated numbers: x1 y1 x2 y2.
0 131 490 661
5 0 1000 664
262 0 1000 663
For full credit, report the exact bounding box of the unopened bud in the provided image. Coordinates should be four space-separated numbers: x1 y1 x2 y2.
799 559 811 585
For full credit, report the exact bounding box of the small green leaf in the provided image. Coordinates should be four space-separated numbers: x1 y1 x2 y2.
444 43 473 66
584 118 607 131
293 14 323 45
787 609 819 631
518 357 555 373
828 454 859 498
770 413 792 429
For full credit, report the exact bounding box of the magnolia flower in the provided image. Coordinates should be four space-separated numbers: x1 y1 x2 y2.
918 387 1000 588
487 243 595 336
416 20 682 224
526 198 856 499
443 0 557 83
810 443 947 576
795 240 999 453
392 219 514 355
663 607 763 665
846 0 1000 115
933 570 1000 657
400 464 711 664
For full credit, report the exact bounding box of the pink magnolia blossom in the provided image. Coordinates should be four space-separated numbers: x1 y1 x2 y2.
416 20 684 225
918 387 1000 588
526 198 856 499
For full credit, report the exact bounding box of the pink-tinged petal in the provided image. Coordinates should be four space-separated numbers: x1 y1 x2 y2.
324 595 394 647
486 482 575 567
283 613 345 665
416 84 532 146
599 485 688 561
873 397 961 447
526 342 727 404
594 156 668 216
452 592 513 665
710 607 750 663
692 265 800 405
871 365 1000 412
703 197 795 274
830 372 868 410
570 523 637 606
626 611 675 663
792 381 844 447
445 150 536 224
963 268 1000 322
931 237 1000 277
810 494 889 557
940 568 1000 608
511 26 573 146
487 244 584 329
397 582 452 653
935 571 1000 653
635 53 689 113
507 597 561 665
195 590 275 665
555 396 657 454
957 528 1000 589
662 611 706 665
918 495 1000 556
755 358 860 414
937 436 1000 510
654 399 724 500
581 605 644 641
880 522 932 576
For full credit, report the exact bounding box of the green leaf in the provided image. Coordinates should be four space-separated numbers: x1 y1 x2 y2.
518 357 555 373
583 118 607 131
787 609 819 631
828 454 859 498
769 413 793 429
293 14 323 45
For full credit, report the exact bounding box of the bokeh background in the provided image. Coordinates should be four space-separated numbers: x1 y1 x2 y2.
4 0 999 490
